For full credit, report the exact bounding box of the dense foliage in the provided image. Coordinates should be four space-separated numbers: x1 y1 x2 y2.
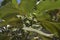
0 0 60 40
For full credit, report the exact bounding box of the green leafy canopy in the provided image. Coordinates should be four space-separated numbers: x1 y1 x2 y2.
0 0 60 40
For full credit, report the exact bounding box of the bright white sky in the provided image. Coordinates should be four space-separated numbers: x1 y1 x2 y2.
0 0 3 3
17 0 21 4
0 0 21 4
